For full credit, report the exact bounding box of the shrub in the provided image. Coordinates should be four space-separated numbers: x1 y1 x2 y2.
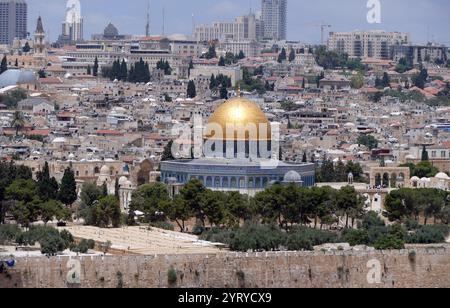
361 211 386 230
406 225 449 244
60 230 74 249
72 239 90 254
405 219 420 231
0 224 22 245
150 221 174 231
289 227 339 248
342 229 369 246
230 223 284 252
40 234 66 256
200 227 234 245
374 234 405 250
87 239 96 249
168 268 177 286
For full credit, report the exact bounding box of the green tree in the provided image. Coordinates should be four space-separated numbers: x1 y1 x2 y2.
119 59 128 80
93 57 99 77
36 162 59 201
288 49 296 62
166 195 192 232
218 56 226 66
162 140 175 161
278 48 287 63
87 65 92 75
115 178 120 199
204 45 217 59
1 56 8 74
220 83 228 99
238 50 245 60
187 80 196 98
22 42 31 53
421 146 429 161
188 59 194 77
382 72 391 88
395 57 412 73
5 179 40 227
350 73 364 89
129 183 171 223
40 199 70 224
357 134 378 150
89 195 121 228
200 190 226 227
11 111 25 136
335 186 365 228
58 168 77 207
412 68 428 89
78 183 102 225
179 179 206 226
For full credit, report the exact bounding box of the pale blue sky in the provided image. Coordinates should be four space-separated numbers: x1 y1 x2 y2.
28 0 450 45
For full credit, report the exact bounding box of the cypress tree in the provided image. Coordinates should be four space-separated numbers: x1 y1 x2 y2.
115 178 120 199
58 167 77 206
0 56 7 75
187 80 196 98
209 74 216 90
120 59 128 81
93 57 99 77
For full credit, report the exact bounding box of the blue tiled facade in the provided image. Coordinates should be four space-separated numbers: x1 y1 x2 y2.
160 159 316 191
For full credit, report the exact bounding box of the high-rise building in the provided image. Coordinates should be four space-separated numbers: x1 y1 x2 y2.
261 0 287 41
194 14 262 42
0 0 28 45
327 30 410 59
59 0 83 44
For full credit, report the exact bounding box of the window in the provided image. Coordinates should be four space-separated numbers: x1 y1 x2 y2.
432 151 437 158
441 151 446 158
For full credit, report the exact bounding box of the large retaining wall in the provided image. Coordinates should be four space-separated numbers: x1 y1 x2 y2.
1 247 450 288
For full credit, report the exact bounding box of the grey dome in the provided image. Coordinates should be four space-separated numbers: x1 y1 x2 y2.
284 170 302 183
0 70 37 88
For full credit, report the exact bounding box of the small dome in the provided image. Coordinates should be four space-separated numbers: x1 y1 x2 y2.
0 69 37 88
68 153 76 160
420 177 430 182
118 176 128 185
100 165 109 175
435 172 450 180
125 180 133 188
411 176 420 182
284 171 302 183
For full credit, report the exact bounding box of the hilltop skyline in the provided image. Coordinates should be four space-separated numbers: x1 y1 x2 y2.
27 0 450 45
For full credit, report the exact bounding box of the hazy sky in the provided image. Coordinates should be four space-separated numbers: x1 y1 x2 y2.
28 0 450 45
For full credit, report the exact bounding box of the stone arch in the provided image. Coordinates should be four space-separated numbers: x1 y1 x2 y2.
375 173 382 187
94 166 100 174
390 172 397 188
382 173 390 187
222 177 229 188
230 177 237 188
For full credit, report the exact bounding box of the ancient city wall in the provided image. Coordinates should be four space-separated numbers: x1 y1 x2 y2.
1 246 450 288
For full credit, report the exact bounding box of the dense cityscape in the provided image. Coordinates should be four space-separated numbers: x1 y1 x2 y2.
0 0 449 291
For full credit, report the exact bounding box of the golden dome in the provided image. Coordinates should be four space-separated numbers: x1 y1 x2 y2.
206 97 271 141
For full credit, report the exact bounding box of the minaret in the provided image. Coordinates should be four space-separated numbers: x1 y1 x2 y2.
145 1 150 36
34 16 46 57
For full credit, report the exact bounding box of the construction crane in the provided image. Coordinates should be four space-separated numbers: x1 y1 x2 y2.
319 24 332 45
302 22 332 45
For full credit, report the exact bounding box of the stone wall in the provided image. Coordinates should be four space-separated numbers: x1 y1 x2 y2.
1 246 450 288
